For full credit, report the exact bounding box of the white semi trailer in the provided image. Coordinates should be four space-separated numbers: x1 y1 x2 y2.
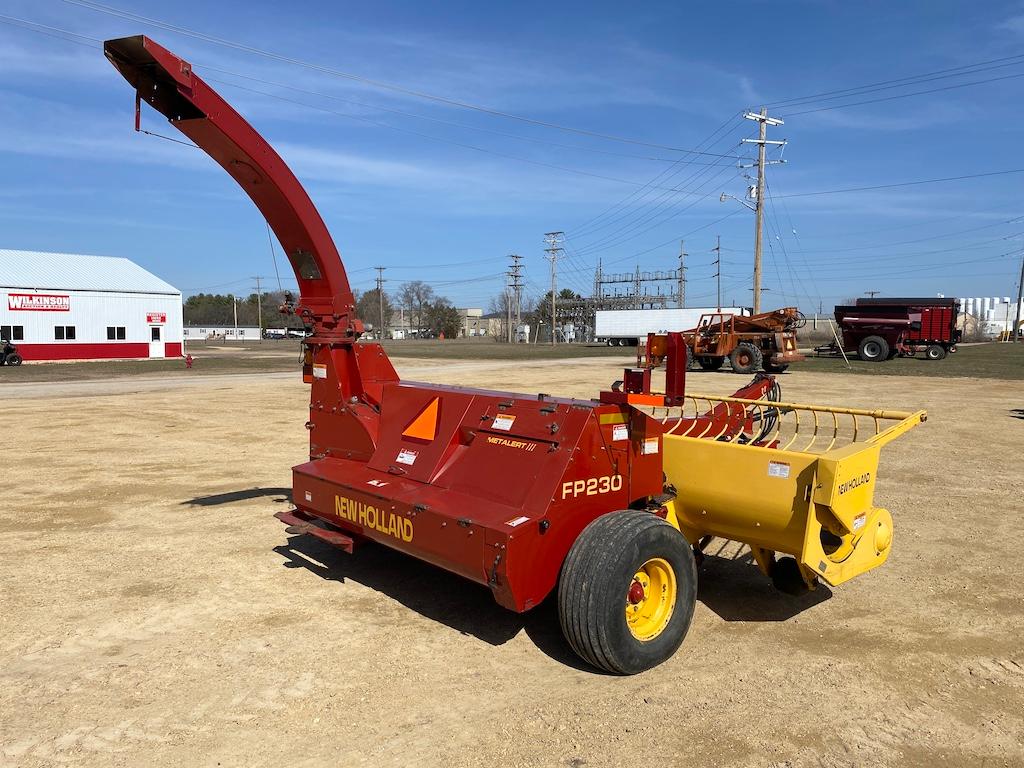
595 307 749 346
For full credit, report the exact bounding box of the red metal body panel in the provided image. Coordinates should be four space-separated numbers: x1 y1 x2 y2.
15 342 151 361
105 36 771 615
907 306 955 342
835 299 961 353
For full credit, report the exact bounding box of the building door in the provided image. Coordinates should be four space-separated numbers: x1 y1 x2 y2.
149 326 164 358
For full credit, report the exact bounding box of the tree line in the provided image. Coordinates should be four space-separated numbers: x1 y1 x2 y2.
183 281 582 340
183 281 464 339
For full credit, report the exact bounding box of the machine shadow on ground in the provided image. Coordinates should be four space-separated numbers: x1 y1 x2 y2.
697 549 832 621
273 526 831 671
273 534 593 671
182 487 292 507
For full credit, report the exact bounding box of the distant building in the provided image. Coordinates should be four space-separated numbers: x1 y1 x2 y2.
958 296 1022 337
457 308 489 337
183 326 262 341
0 249 183 361
384 307 491 338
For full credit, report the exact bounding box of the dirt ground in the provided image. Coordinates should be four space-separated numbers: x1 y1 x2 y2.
2 358 1022 767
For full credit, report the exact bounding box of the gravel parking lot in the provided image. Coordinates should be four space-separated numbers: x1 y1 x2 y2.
2 357 1022 767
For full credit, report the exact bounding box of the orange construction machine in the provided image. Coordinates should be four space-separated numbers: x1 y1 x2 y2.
642 307 806 374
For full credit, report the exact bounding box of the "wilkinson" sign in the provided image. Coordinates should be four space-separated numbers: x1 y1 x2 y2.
8 293 71 311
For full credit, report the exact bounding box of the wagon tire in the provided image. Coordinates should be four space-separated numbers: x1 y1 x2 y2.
771 556 810 596
698 356 725 371
558 511 697 675
763 361 789 373
925 344 947 360
5 353 22 366
857 335 889 362
729 343 763 374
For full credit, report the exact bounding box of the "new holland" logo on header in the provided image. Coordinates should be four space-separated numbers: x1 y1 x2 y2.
8 294 70 311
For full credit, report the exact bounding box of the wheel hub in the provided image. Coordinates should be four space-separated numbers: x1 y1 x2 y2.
624 557 677 641
628 580 646 605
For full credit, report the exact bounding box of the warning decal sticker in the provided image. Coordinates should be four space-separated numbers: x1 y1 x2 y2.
642 437 659 455
612 424 629 442
396 449 418 466
492 414 516 431
312 363 328 379
768 461 790 479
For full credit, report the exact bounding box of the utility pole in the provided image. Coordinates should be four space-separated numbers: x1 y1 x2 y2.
544 232 564 346
677 240 687 308
1014 247 1024 343
507 254 523 343
505 277 513 343
714 236 723 311
742 108 786 314
374 266 387 340
251 275 264 341
232 295 238 342
865 290 881 299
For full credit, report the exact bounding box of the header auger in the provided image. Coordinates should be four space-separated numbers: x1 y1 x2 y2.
106 36 926 674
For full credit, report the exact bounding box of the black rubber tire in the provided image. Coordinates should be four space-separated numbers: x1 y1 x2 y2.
558 511 697 675
763 362 789 373
5 353 22 366
697 356 725 371
857 335 889 362
617 338 628 347
925 344 947 360
771 556 810 596
605 338 615 347
729 343 763 374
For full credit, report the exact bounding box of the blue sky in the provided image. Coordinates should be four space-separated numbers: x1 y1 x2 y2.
2 0 1024 312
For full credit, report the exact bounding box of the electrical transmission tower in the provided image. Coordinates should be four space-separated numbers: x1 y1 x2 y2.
506 254 523 343
678 240 687 309
742 108 786 314
544 232 564 346
374 266 387 340
713 236 722 311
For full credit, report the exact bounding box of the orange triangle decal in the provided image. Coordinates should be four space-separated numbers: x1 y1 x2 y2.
402 397 440 441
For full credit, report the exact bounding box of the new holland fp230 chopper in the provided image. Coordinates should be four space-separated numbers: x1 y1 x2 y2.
105 36 926 674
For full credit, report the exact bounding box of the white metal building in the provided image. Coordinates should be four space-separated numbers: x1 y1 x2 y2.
0 249 183 361
959 296 1022 338
183 326 261 341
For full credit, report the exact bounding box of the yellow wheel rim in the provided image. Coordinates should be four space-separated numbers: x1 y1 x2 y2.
625 557 676 641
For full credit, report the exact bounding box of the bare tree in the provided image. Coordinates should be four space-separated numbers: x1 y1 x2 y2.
489 291 513 342
397 281 435 337
356 288 394 338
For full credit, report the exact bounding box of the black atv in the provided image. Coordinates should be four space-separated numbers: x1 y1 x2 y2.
1 340 23 366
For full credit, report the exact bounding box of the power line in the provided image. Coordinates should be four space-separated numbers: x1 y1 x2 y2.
766 52 1024 108
778 168 1024 197
779 70 1024 116
567 112 748 239
200 63 739 165
60 0 749 156
206 77 711 192
569 153 744 252
570 161 746 259
265 220 283 292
